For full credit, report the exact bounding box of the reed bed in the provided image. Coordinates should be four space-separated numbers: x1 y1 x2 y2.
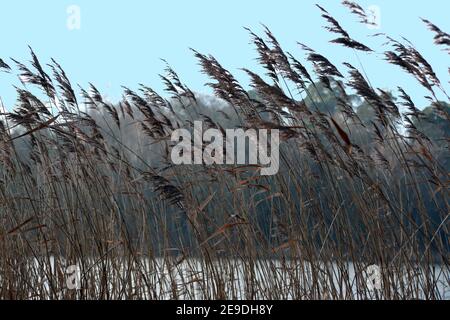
0 1 448 299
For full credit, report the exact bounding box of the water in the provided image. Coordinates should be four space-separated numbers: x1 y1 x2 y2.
3 257 448 299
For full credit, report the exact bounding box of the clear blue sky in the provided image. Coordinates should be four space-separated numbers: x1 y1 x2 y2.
0 0 448 109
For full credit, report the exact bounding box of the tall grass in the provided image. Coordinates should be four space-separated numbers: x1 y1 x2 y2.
0 1 448 299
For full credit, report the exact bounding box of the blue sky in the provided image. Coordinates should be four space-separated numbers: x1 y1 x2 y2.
0 0 449 109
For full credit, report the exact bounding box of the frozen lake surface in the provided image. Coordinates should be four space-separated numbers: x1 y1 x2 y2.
3 257 449 300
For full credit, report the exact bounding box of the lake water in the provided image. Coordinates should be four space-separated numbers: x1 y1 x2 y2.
4 257 449 300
